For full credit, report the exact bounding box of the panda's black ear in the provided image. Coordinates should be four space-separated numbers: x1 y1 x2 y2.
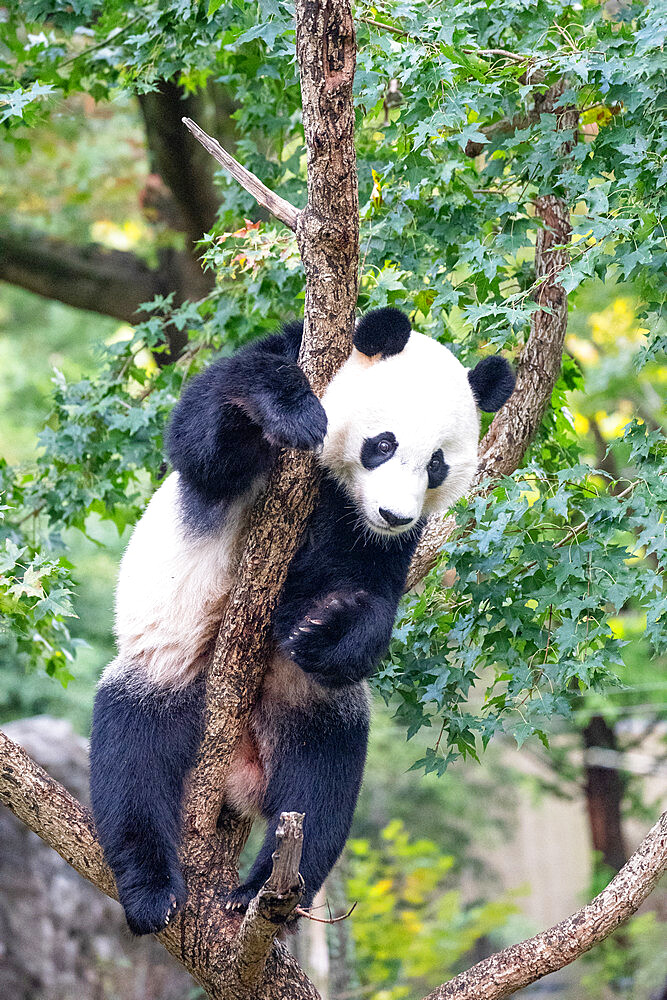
468 356 515 412
354 307 411 358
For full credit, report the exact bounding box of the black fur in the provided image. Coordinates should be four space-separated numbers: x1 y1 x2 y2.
227 695 369 910
467 355 515 412
354 306 411 358
166 323 326 532
90 679 204 935
427 448 449 489
360 431 398 470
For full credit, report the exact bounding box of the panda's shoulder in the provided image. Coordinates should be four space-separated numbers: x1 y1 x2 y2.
256 321 303 362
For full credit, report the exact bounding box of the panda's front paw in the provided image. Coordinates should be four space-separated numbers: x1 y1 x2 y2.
281 590 372 682
118 873 186 936
254 388 328 452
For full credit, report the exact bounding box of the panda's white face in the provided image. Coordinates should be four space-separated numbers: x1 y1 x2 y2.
320 331 481 537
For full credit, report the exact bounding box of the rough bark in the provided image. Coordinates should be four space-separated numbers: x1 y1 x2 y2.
422 811 667 1000
583 716 628 873
233 813 305 987
183 0 358 840
406 87 578 589
2 729 664 1000
0 718 190 1000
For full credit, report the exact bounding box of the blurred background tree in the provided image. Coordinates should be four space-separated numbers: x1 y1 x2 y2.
1 2 665 998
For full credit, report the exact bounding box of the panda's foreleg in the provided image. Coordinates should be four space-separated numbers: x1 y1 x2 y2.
226 696 369 911
278 589 398 688
89 675 204 935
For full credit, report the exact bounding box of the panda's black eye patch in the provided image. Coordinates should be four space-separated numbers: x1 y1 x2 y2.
427 449 449 489
361 432 398 470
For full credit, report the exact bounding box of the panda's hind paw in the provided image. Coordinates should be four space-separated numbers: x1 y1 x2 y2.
120 882 185 936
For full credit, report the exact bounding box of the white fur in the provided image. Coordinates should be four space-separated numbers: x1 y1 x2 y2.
105 472 263 690
320 333 480 535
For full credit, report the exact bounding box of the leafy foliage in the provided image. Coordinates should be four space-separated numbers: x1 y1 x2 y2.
0 1 665 775
381 421 666 766
0 490 79 686
346 820 517 999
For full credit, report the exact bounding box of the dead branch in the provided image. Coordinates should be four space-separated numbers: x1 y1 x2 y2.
182 117 300 231
423 810 667 1000
233 813 305 987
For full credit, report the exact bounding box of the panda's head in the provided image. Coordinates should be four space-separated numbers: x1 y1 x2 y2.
319 307 515 537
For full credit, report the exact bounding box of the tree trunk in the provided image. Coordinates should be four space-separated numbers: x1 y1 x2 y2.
583 716 628 873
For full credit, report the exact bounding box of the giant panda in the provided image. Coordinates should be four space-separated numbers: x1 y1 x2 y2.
89 307 514 936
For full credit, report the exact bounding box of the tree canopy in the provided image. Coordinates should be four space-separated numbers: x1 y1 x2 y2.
2 0 665 764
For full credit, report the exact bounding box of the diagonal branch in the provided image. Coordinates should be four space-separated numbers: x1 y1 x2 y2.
423 811 667 1000
2 727 664 1000
406 91 578 590
182 117 300 231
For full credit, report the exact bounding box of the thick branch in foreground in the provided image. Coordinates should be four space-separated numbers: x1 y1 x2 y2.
424 811 667 1000
1 727 665 1000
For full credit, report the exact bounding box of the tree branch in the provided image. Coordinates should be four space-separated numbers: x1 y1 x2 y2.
2 4 358 998
0 227 166 324
2 727 664 1000
0 225 213 358
423 811 667 1000
233 813 305 987
406 89 578 589
0 729 113 896
182 117 300 231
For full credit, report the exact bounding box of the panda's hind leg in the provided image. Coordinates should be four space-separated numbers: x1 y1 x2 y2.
226 690 369 911
90 672 204 935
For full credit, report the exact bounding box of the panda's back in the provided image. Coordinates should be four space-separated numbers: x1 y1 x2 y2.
109 471 259 690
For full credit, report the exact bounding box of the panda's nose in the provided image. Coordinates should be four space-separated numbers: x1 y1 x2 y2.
379 508 413 528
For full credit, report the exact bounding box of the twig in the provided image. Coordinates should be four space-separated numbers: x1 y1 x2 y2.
58 16 142 69
182 117 300 231
295 901 358 923
359 15 529 62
